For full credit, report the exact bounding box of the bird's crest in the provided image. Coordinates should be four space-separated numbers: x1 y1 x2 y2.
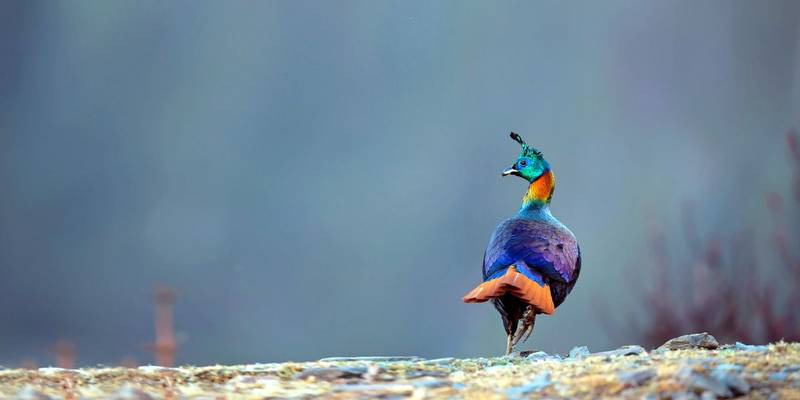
510 132 543 159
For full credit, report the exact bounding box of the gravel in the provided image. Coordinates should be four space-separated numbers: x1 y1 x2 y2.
658 332 720 351
0 339 797 399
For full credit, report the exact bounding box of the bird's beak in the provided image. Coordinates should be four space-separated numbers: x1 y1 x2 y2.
502 166 519 177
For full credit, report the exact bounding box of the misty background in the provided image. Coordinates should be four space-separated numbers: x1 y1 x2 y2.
1 1 799 366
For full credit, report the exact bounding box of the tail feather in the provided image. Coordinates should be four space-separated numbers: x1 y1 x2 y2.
463 266 555 315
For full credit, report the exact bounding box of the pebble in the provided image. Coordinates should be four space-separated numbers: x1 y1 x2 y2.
14 386 52 400
334 383 414 393
713 364 744 373
734 342 769 352
238 363 275 373
405 370 449 379
781 365 800 373
676 362 753 398
711 368 750 396
671 392 700 400
658 333 719 351
590 345 647 358
411 378 449 389
110 384 154 400
225 375 258 385
449 371 466 380
319 356 421 362
419 357 454 365
483 364 513 373
506 372 551 398
699 391 717 400
295 367 366 381
525 351 550 361
505 350 535 358
568 346 590 359
136 365 177 374
36 367 72 375
769 372 788 381
363 364 383 380
677 367 732 398
618 368 656 387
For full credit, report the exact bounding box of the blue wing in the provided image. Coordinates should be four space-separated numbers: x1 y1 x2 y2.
483 218 580 285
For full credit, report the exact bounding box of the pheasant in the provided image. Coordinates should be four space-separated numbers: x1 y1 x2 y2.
464 132 581 354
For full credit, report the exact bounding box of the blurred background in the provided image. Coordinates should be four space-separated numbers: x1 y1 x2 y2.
1 1 799 367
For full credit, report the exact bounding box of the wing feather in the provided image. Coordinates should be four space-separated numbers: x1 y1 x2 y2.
484 218 579 284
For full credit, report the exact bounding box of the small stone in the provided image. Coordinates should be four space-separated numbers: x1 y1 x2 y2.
15 386 52 400
449 371 466 380
714 364 744 373
568 346 590 359
504 350 534 358
618 368 656 387
110 384 154 400
319 356 421 362
734 342 769 352
700 391 717 400
295 367 366 381
238 363 276 373
226 375 257 385
590 345 647 358
483 364 513 373
711 370 750 396
769 372 788 381
419 357 454 365
782 365 800 373
525 351 550 360
136 365 177 374
36 367 72 375
334 383 414 394
658 333 719 351
671 392 700 400
363 364 384 380
405 370 448 379
411 378 449 389
677 367 732 398
677 363 752 398
506 372 551 398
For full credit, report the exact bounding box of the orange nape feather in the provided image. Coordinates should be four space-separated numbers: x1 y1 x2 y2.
524 170 555 205
462 266 555 315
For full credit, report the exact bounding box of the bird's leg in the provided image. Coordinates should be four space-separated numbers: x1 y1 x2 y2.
504 317 519 355
512 307 537 347
494 296 522 355
520 312 536 344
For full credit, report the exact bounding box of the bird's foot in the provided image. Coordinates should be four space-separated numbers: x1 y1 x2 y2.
512 307 537 347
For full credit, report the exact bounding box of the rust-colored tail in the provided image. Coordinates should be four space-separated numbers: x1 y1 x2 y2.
463 266 555 315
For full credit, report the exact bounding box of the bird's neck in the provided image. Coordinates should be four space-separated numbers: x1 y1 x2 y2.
520 170 555 214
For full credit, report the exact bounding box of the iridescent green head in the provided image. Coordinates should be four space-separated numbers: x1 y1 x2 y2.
502 132 551 183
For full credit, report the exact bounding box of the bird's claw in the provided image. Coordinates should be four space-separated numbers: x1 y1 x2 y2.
512 306 536 347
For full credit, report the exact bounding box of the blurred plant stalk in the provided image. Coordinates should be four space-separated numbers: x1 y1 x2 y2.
53 340 75 369
611 129 800 347
148 286 177 367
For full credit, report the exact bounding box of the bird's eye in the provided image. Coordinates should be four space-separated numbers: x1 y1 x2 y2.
519 159 527 167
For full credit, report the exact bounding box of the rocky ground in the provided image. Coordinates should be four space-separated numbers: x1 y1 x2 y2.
1 334 798 399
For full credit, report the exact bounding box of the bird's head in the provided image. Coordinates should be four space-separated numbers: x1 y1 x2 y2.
502 132 550 183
